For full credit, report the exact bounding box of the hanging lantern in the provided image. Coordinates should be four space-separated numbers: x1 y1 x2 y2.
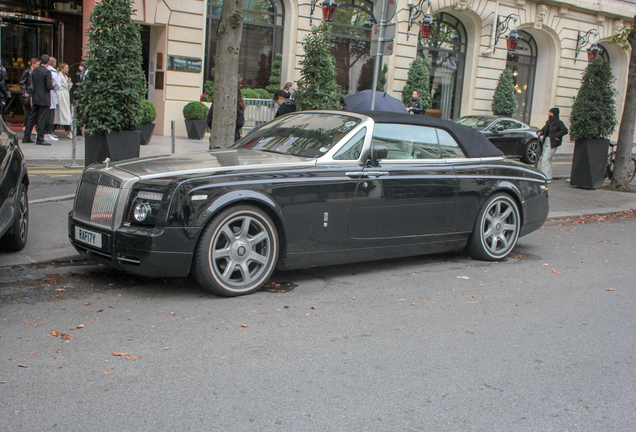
322 0 338 22
506 28 522 51
419 14 434 38
363 16 374 39
587 43 600 62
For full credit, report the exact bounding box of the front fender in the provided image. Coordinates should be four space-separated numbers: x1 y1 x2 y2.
195 189 284 228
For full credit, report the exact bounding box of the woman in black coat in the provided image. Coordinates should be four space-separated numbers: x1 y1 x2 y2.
207 88 245 142
537 107 568 182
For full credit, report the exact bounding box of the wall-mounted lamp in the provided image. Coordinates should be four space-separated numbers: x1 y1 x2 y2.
363 15 374 38
493 13 521 53
575 29 599 63
407 0 435 41
308 0 339 25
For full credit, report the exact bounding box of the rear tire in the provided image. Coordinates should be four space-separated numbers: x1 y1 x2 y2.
0 184 28 252
467 193 520 261
522 140 540 164
192 205 278 297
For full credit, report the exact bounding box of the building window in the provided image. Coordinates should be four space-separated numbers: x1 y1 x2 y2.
418 12 466 120
598 43 610 62
506 30 537 124
205 0 284 89
330 0 375 94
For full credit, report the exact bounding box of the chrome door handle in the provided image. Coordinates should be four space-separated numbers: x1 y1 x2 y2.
365 171 389 177
346 172 389 178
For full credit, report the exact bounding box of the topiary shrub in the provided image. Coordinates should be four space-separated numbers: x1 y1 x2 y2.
241 88 258 99
491 68 517 116
401 57 431 112
266 53 282 94
297 22 342 111
570 59 617 141
378 63 388 92
139 100 157 124
253 88 271 99
183 101 208 121
75 0 146 135
201 78 214 102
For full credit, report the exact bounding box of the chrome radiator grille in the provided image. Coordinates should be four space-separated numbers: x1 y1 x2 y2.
74 179 121 229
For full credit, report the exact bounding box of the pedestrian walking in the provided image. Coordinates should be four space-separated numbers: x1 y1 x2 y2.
54 62 73 138
45 57 60 142
31 54 55 146
273 90 296 118
0 65 11 120
74 60 87 136
283 81 293 98
537 107 568 182
19 58 39 143
207 88 246 143
406 90 423 115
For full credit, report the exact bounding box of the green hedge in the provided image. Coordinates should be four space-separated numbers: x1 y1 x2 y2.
139 100 157 124
183 101 208 121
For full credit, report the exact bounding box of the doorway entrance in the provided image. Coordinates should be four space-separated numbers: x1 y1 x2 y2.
506 30 537 124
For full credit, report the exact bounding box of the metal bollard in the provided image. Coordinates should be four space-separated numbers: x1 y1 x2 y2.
64 105 83 169
171 120 176 154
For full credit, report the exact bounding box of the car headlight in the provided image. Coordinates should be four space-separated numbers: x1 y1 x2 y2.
133 203 152 221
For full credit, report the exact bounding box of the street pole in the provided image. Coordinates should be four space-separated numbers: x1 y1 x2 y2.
64 104 82 169
370 0 387 111
171 120 176 153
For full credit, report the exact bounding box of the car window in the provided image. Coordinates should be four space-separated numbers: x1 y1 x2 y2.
232 113 362 158
372 124 440 160
437 129 466 158
454 116 496 130
333 128 366 160
500 120 523 130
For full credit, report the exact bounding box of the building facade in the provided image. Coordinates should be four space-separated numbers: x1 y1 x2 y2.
1 0 634 139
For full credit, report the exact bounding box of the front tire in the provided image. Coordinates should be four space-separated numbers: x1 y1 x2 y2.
0 184 28 252
522 140 540 164
467 193 520 261
192 205 278 297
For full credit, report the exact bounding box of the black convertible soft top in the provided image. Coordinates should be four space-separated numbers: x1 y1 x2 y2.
353 110 503 159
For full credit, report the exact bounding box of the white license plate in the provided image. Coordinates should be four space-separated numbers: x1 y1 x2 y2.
75 226 102 248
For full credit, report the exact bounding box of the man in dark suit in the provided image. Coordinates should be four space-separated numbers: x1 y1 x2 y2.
31 54 55 146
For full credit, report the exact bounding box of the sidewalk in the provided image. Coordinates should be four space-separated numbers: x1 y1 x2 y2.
1 129 634 269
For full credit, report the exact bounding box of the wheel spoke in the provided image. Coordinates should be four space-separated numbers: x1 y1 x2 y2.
239 262 252 284
247 231 267 248
503 223 517 233
219 259 237 283
220 225 236 242
500 206 513 220
212 246 231 260
249 252 268 266
238 217 252 240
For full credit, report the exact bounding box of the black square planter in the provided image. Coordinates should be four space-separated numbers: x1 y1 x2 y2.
85 130 142 166
139 123 155 145
570 138 610 189
185 120 208 140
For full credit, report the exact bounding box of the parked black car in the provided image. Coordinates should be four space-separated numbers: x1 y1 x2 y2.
454 115 542 164
68 111 548 297
0 118 29 251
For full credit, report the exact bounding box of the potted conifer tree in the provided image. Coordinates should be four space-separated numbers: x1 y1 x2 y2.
75 0 146 166
569 59 617 189
183 101 209 140
139 100 157 145
492 68 517 116
401 58 431 114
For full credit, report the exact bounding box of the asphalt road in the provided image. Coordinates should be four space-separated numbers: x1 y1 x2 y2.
1 213 634 431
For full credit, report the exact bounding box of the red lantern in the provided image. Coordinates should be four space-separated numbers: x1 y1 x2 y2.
506 28 522 51
587 43 600 62
322 0 338 22
419 14 434 38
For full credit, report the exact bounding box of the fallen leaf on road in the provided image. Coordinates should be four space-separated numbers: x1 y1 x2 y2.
219 321 228 325
56 350 62 354
29 353 37 356
311 307 316 310
60 334 75 340
164 347 171 350
112 352 128 356
84 303 92 306
52 294 63 299
104 371 111 374
25 320 36 324
284 306 290 309
606 288 616 291
18 364 27 368
48 330 60 338
96 309 103 313
55 288 65 292
125 356 140 360
552 270 562 274
240 324 248 328
76 324 84 329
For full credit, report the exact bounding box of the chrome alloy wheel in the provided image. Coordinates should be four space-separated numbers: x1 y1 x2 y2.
209 212 274 291
17 191 28 242
479 196 519 259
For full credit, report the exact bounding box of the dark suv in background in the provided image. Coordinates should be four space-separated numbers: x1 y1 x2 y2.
0 118 29 251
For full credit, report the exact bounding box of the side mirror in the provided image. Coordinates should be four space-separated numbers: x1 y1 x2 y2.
495 125 505 133
369 146 388 167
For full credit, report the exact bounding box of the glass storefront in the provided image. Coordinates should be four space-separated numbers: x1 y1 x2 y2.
418 12 466 120
330 0 373 94
205 0 284 89
506 30 536 124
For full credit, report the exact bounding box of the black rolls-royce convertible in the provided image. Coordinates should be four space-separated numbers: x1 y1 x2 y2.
68 111 549 296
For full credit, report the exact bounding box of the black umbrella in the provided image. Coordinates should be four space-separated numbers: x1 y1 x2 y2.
344 90 409 113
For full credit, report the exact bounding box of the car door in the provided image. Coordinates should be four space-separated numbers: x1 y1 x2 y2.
347 123 457 240
500 119 527 157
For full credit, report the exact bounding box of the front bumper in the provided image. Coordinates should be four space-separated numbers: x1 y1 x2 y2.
68 212 201 278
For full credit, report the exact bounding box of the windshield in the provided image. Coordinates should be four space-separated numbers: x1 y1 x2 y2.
232 113 362 158
454 116 495 131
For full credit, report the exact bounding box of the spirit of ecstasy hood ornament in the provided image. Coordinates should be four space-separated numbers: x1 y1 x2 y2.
103 157 111 170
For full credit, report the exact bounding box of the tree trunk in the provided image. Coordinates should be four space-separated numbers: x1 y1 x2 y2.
610 15 636 191
209 0 244 149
